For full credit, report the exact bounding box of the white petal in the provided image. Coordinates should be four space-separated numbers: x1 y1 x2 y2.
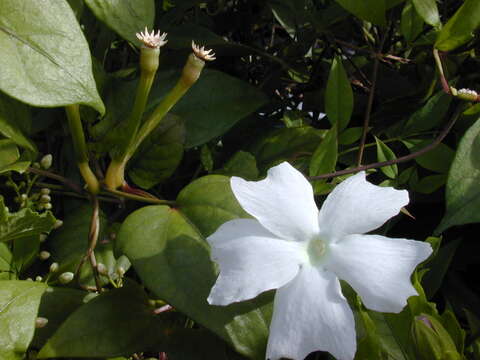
267 266 356 360
207 219 306 305
231 162 319 242
326 234 432 313
318 172 409 241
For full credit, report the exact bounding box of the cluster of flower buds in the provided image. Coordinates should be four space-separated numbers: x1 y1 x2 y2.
451 87 479 101
31 187 53 211
32 154 53 170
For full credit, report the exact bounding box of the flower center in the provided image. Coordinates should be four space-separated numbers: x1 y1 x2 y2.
307 237 327 265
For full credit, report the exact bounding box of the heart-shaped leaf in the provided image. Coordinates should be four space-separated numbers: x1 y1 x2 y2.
0 0 104 114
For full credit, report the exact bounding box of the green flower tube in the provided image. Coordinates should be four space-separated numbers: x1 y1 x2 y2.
105 27 167 190
105 41 215 190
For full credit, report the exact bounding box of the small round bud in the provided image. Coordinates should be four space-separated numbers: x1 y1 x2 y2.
59 272 74 284
39 251 51 260
35 276 43 282
35 317 49 328
4 206 9 213
43 203 52 210
40 154 53 170
116 266 126 277
20 193 28 201
40 188 51 195
40 194 51 203
53 219 63 229
49 262 59 273
39 234 47 243
26 277 33 281
32 162 41 169
97 263 108 276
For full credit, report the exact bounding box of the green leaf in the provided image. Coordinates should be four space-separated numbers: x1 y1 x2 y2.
335 0 386 26
84 0 155 45
435 0 480 51
177 175 249 237
403 140 455 174
250 126 325 171
325 56 353 132
403 91 452 135
338 127 363 145
49 204 130 286
128 114 185 189
217 151 259 180
12 235 40 274
413 174 447 194
0 0 104 114
436 118 480 233
0 139 19 168
0 93 36 153
0 242 13 280
31 287 87 348
309 126 338 178
422 238 461 298
411 0 440 27
149 69 267 148
401 0 424 42
0 161 30 175
0 196 56 243
38 282 171 358
0 280 46 360
116 205 272 359
375 137 398 179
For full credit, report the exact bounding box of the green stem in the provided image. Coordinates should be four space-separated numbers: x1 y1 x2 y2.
103 187 176 206
65 105 100 194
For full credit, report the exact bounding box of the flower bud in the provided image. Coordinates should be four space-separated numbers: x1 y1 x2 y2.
32 162 41 168
53 219 63 229
35 276 43 282
35 317 49 328
43 203 52 210
40 194 51 203
49 262 59 273
20 193 28 201
40 188 51 195
116 266 125 277
59 272 74 284
39 251 51 260
97 263 108 276
40 154 53 169
39 234 47 243
412 314 461 360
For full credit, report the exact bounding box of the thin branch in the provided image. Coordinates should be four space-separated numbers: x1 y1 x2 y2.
356 31 387 166
87 196 103 292
103 187 176 206
28 167 83 194
310 105 463 180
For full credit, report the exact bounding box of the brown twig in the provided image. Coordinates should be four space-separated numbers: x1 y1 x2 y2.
356 32 387 166
28 167 83 194
310 105 463 180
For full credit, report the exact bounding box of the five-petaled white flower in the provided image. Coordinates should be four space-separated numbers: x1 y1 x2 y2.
207 162 432 360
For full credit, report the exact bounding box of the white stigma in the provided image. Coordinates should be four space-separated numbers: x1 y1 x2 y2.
191 41 216 61
136 26 168 48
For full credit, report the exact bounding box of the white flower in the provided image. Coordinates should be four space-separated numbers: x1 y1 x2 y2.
207 162 432 360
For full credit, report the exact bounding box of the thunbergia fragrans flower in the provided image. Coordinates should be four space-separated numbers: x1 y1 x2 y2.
207 162 432 360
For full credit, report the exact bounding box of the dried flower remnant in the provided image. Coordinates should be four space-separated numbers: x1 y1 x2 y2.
136 27 168 48
191 41 216 61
